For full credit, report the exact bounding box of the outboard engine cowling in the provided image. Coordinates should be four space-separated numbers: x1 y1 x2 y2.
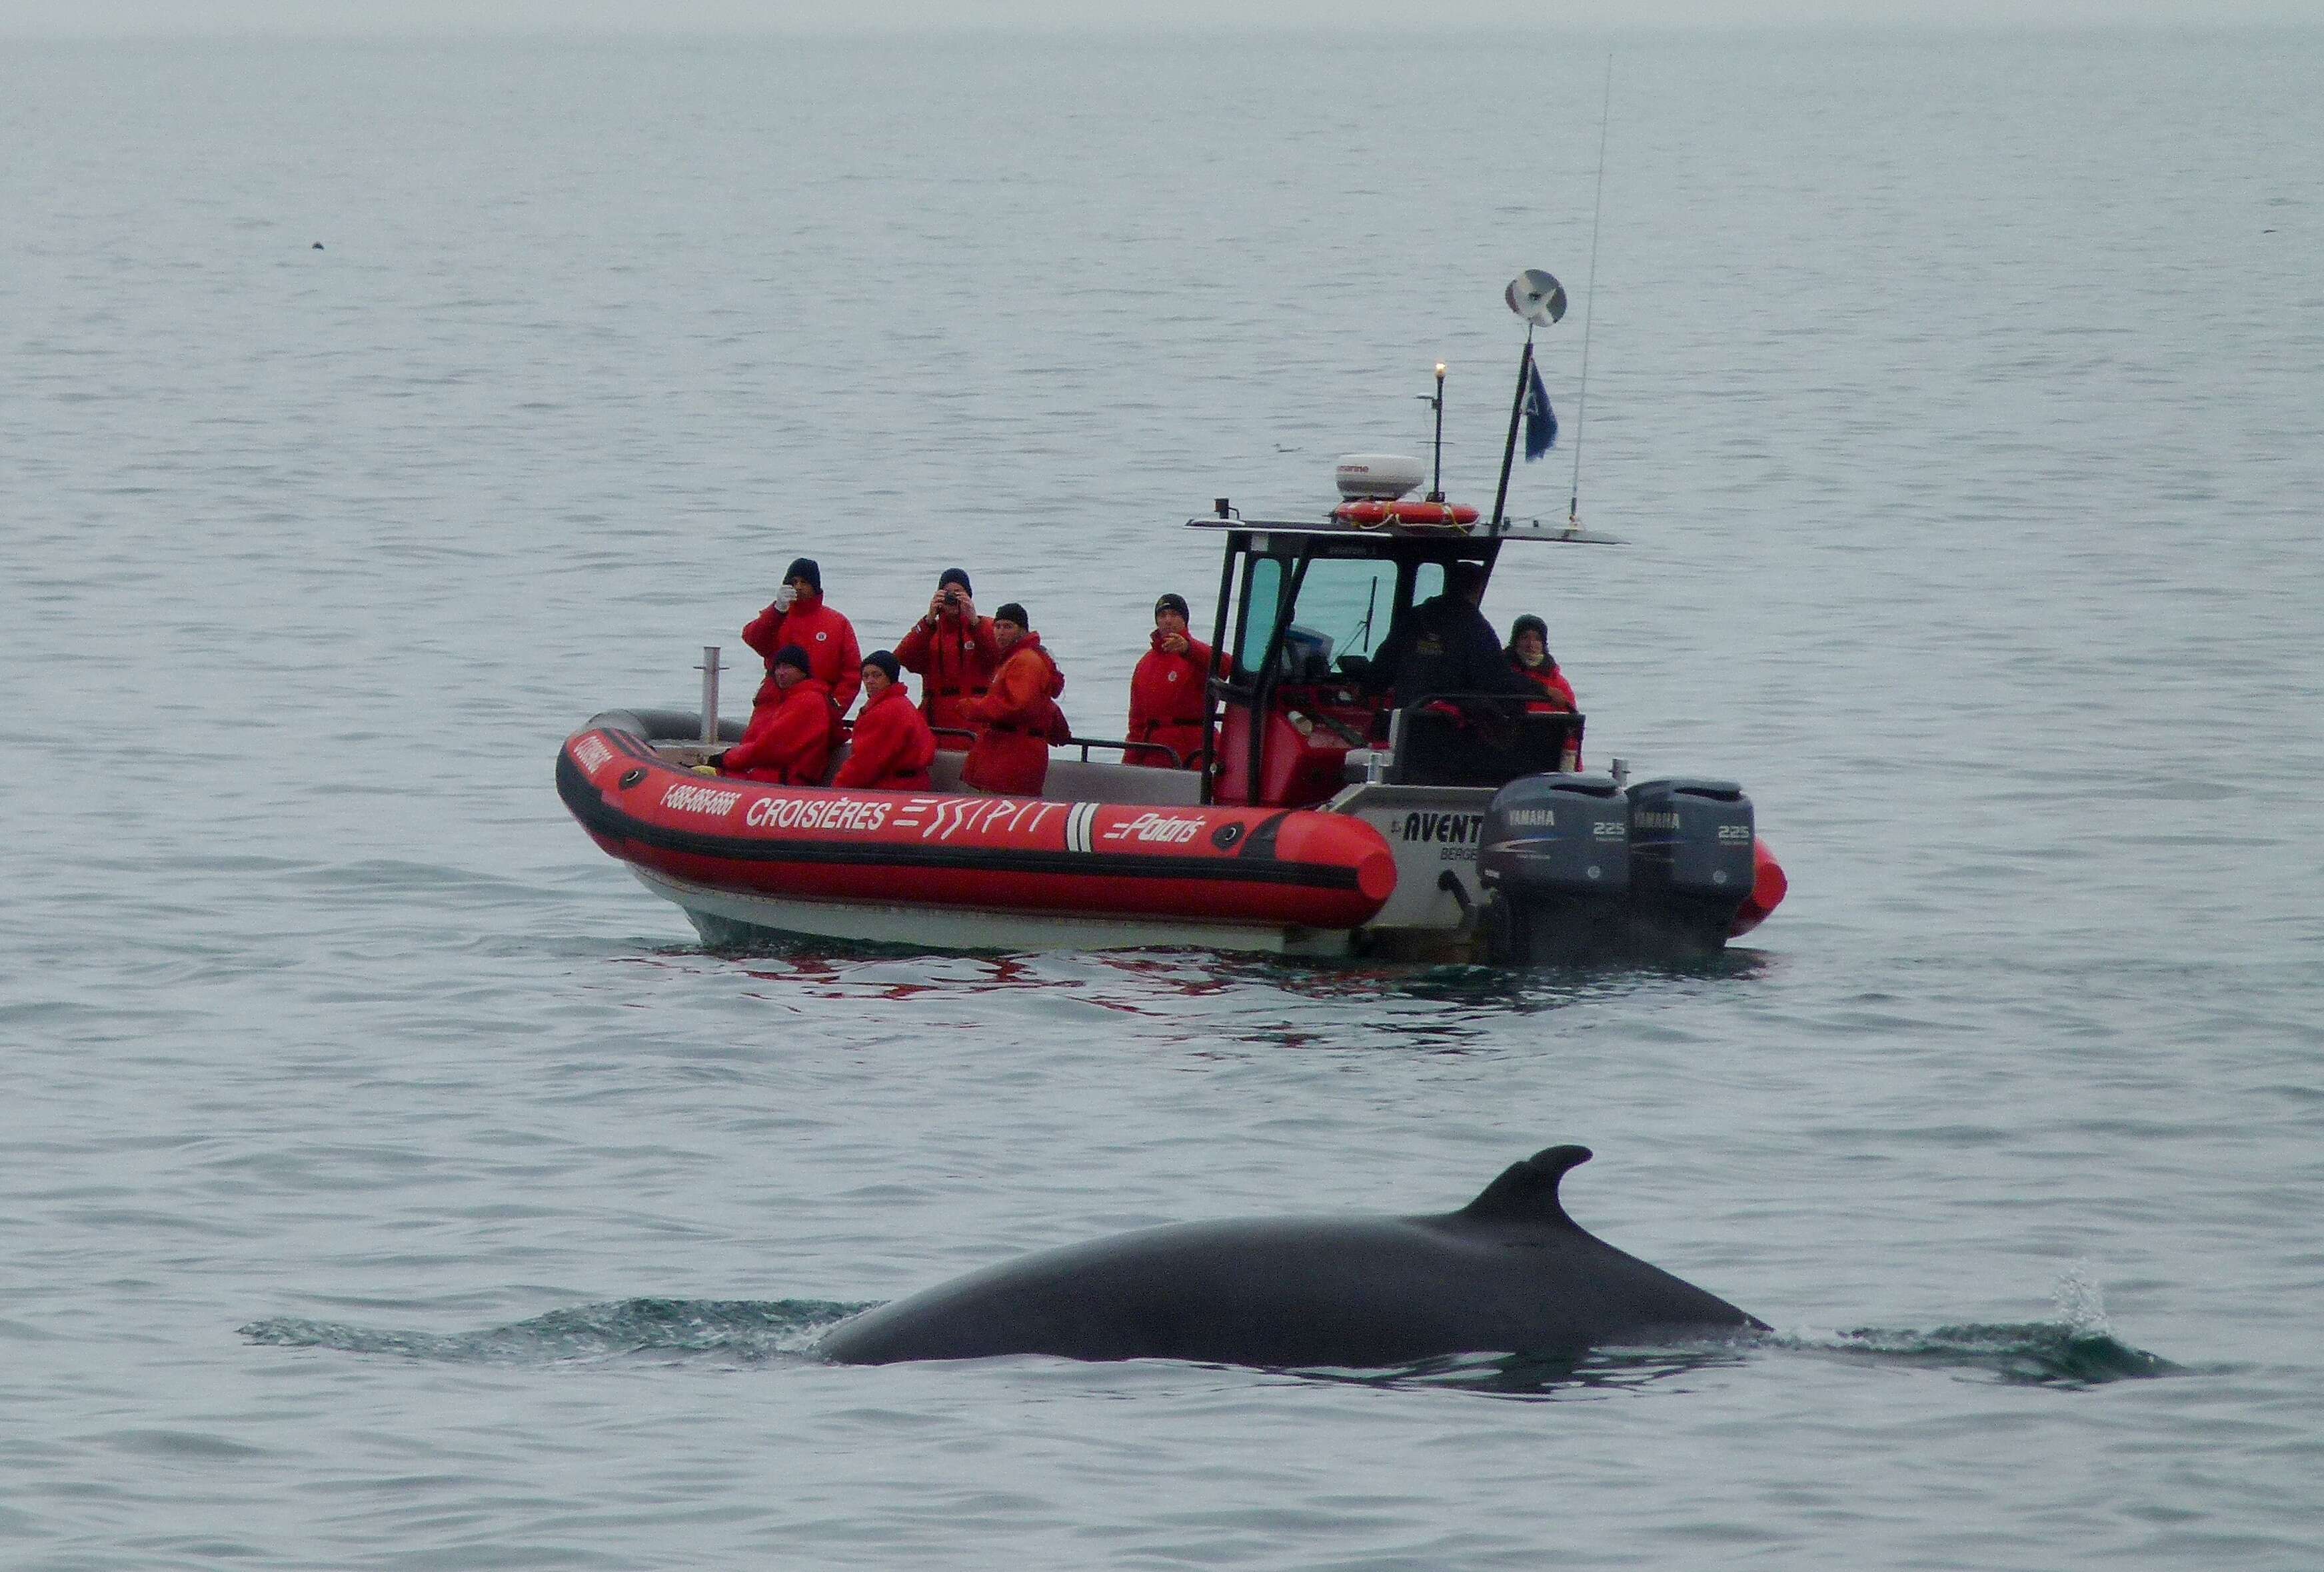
1626 777 1755 955
1479 773 1630 964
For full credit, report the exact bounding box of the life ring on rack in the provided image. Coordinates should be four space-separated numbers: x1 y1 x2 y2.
1332 499 1481 528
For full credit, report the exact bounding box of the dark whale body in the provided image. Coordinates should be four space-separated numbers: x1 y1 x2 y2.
820 1145 1763 1369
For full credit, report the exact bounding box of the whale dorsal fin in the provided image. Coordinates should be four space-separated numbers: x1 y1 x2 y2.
1456 1145 1592 1230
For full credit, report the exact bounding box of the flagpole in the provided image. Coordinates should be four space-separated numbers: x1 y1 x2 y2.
1489 326 1535 536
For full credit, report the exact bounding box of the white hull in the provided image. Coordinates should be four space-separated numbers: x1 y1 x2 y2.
628 866 1354 957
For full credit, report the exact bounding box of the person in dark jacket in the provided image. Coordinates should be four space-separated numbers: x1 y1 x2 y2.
1506 613 1578 711
742 557 863 713
718 644 838 785
894 567 998 750
835 651 938 791
1371 562 1536 707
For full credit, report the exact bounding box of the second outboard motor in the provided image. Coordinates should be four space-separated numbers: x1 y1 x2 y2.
1478 773 1630 965
1626 778 1755 955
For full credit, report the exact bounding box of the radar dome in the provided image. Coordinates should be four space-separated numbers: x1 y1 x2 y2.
1334 454 1425 501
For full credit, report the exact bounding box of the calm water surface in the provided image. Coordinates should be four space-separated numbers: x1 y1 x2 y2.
3 27 2321 1570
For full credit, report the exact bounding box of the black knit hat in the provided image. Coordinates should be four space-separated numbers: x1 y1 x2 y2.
862 649 902 683
994 601 1029 628
1509 614 1548 646
1153 592 1190 621
938 567 972 594
772 643 813 676
784 557 822 593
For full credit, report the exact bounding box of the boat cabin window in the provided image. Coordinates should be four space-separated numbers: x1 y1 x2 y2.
1238 556 1448 682
1290 557 1396 672
1234 556 1284 673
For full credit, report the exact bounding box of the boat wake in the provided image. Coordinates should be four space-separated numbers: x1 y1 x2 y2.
239 1297 864 1365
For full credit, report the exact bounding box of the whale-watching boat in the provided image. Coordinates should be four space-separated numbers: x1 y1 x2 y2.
559 276 1786 962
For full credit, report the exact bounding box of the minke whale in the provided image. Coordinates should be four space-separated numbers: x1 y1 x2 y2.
819 1145 1764 1369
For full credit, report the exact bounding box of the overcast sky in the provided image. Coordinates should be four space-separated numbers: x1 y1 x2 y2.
6 0 2317 35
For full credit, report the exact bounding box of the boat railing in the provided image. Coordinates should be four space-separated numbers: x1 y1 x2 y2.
1064 735 1183 770
931 725 1185 771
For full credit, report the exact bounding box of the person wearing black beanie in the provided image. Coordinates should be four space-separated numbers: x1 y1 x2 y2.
717 640 840 785
1506 613 1578 715
961 603 1068 796
834 649 938 791
898 568 999 750
1129 593 1223 771
742 555 862 712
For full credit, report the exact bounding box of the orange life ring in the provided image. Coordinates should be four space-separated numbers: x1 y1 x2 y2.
1332 499 1481 527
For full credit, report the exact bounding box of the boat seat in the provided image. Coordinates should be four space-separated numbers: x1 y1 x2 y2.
916 747 1200 805
1042 757 1204 806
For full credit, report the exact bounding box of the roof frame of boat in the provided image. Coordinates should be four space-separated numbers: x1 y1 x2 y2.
1184 513 1623 547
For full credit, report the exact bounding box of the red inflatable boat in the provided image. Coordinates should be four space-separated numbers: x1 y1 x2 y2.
561 293 1787 960
559 719 1397 952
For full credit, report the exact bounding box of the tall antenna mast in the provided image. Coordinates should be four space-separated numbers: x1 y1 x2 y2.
1569 55 1613 529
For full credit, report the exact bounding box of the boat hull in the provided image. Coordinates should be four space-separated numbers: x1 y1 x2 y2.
559 726 1397 948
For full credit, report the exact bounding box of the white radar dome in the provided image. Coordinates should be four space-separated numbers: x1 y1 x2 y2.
1334 454 1425 501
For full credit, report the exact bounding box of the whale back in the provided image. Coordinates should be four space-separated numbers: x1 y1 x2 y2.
820 1144 1760 1368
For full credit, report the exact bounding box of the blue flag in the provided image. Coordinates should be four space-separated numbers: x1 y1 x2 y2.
1523 359 1557 461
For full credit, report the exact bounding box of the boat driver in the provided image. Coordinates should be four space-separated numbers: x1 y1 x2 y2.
1370 561 1536 709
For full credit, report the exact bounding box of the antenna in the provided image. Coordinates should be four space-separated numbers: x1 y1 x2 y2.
1418 362 1448 501
1570 56 1613 529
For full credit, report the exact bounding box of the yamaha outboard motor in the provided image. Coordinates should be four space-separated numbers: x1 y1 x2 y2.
1478 773 1630 965
1625 778 1755 955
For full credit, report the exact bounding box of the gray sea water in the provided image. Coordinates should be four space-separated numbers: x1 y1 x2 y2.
5 25 2321 1569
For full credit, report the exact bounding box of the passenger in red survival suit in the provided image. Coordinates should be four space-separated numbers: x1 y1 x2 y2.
834 651 938 791
1127 592 1228 771
894 567 998 751
742 556 863 713
961 603 1069 797
1506 615 1578 711
717 645 838 785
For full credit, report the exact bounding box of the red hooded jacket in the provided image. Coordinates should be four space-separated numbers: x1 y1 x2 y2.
960 633 1068 796
722 676 838 785
894 611 999 748
834 683 938 791
1127 631 1224 770
1513 658 1578 712
743 589 862 712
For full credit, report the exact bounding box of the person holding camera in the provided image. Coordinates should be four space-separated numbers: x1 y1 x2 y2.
742 557 862 714
1127 592 1225 771
894 567 998 751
